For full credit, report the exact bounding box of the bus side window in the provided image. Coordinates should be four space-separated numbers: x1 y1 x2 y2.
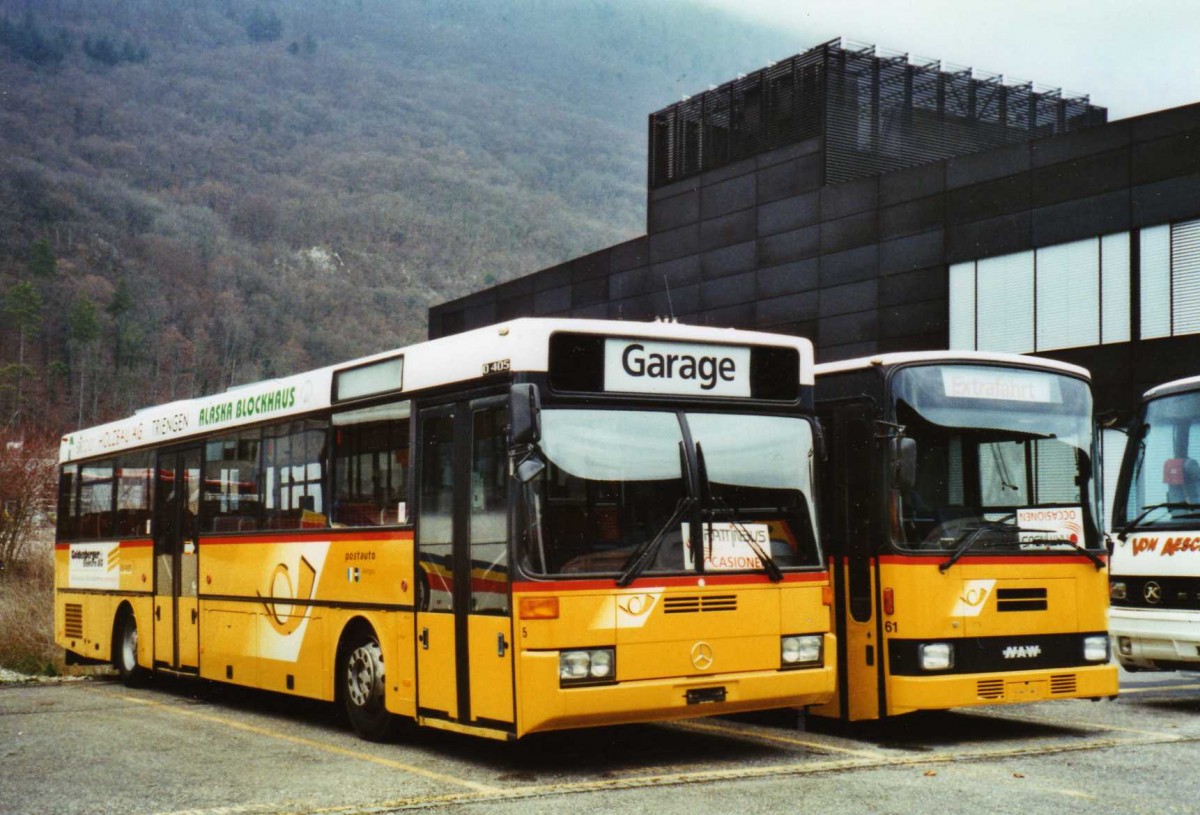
332 401 411 527
203 432 262 533
115 452 154 537
78 461 116 539
58 464 78 541
263 420 328 530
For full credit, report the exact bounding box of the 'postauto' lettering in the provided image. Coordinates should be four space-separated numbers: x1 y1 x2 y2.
621 343 736 391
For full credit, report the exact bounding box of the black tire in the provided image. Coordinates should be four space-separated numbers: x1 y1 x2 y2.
113 610 145 685
340 628 396 741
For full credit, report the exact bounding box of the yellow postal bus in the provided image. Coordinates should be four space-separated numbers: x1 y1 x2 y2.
55 318 835 740
811 351 1117 721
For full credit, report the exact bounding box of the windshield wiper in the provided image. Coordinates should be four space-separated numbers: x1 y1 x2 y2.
618 442 694 588
696 443 783 583
617 496 693 588
939 517 1015 573
1116 502 1200 541
1045 536 1106 571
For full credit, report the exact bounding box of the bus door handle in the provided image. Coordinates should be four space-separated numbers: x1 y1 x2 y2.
155 605 161 621
497 633 509 657
191 608 198 624
419 627 429 649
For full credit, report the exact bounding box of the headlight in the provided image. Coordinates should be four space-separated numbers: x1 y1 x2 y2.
1083 635 1109 662
919 642 954 671
1110 582 1127 601
1117 636 1132 656
559 648 616 686
781 635 823 668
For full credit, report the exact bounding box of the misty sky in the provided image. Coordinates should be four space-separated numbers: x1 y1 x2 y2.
697 0 1198 120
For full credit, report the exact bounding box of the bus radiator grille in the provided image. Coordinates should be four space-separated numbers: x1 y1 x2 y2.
663 595 738 614
64 604 84 639
976 679 1005 699
1050 674 1077 695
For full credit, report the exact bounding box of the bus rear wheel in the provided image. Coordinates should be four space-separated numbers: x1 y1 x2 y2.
341 628 396 741
113 611 145 685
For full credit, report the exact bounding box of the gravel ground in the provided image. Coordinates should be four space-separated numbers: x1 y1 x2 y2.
0 667 92 684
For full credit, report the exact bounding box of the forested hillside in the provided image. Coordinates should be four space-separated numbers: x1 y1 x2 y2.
0 0 798 434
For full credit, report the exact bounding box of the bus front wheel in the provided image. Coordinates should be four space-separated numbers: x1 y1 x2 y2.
340 628 396 741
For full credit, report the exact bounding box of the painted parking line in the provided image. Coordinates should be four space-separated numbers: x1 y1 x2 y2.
1119 682 1200 694
975 706 1193 740
108 692 499 794
92 686 1200 813
668 717 887 759
308 729 1194 811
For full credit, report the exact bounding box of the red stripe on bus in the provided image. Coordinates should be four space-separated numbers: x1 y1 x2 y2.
865 554 1107 566
513 571 829 593
55 539 154 550
200 530 415 545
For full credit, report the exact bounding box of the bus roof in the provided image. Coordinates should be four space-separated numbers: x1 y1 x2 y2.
60 318 814 463
814 350 1090 380
1144 373 1200 401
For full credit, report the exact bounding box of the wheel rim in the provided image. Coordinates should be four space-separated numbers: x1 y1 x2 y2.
346 642 382 708
121 620 137 673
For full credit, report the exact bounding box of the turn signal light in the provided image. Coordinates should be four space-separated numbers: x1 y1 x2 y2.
519 596 560 620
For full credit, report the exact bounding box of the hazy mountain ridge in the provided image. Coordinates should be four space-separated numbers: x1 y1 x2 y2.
0 0 800 433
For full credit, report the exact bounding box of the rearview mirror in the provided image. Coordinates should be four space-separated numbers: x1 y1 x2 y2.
509 383 541 446
891 436 917 493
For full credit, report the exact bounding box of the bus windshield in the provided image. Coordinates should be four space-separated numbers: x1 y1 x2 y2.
519 408 821 577
890 365 1100 552
1120 389 1200 530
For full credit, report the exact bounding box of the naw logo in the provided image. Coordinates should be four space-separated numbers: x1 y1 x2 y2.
1002 644 1042 659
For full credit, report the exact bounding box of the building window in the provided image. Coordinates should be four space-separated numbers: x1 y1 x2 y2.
1140 218 1200 339
949 232 1130 353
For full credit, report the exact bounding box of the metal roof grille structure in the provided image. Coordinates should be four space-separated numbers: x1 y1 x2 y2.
648 38 1106 189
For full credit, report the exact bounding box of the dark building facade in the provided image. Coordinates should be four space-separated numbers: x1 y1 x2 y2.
428 38 1200 423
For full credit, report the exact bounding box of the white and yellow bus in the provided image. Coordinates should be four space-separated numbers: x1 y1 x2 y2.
55 318 835 740
1110 374 1200 671
811 352 1118 721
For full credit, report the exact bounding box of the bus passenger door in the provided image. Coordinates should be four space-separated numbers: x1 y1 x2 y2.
153 447 202 672
416 400 515 731
815 401 882 721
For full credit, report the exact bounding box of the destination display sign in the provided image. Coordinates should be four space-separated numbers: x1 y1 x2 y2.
941 368 1060 404
604 339 751 397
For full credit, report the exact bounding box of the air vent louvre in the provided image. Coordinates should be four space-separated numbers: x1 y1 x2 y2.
663 595 738 614
64 604 83 639
997 587 1048 612
977 678 1005 699
1050 674 1077 695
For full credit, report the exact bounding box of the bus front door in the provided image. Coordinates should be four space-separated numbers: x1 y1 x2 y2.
416 399 515 733
153 447 201 672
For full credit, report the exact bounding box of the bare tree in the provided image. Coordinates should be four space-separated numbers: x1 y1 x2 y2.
0 438 55 576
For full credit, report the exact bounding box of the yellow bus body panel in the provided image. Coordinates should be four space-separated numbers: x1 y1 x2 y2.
512 579 835 736
813 556 1118 721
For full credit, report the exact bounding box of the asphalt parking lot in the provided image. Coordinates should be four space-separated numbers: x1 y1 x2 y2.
1 668 1198 815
